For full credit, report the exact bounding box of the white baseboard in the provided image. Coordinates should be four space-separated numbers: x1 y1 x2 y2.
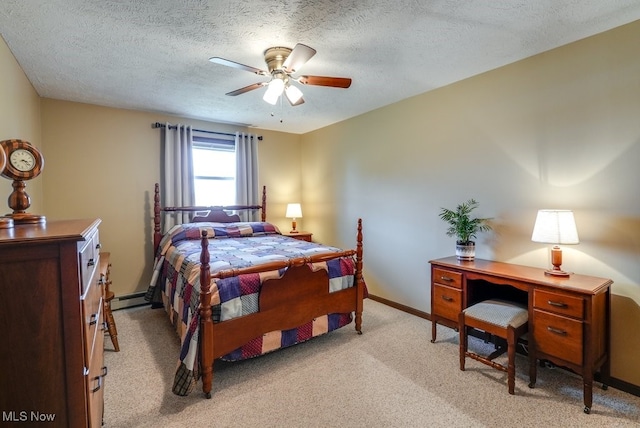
110 292 149 311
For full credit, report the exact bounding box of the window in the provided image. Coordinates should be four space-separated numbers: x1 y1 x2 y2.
192 136 235 206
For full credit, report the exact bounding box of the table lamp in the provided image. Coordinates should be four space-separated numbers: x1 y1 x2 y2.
285 203 302 233
531 209 579 277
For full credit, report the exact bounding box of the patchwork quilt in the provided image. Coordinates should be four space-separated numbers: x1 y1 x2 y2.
145 221 362 396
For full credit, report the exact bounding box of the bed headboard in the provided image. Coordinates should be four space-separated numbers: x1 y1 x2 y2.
153 183 267 251
191 209 241 223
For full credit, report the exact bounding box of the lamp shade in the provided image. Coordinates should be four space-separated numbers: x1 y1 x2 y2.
285 203 302 218
263 78 285 105
531 210 579 244
285 84 303 104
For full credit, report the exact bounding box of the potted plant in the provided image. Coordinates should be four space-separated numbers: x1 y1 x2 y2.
439 199 492 261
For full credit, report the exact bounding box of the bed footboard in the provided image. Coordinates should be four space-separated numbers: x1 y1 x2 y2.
198 218 365 398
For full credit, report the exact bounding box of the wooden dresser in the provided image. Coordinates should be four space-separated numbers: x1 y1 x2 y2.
0 219 105 427
429 256 612 414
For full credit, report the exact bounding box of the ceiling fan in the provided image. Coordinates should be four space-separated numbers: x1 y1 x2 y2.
209 43 352 106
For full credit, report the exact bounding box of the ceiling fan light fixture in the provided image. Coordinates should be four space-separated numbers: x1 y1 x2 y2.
285 84 303 104
263 78 285 105
212 43 351 106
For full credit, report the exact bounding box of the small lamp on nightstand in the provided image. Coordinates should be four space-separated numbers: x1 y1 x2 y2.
285 203 302 233
531 209 579 277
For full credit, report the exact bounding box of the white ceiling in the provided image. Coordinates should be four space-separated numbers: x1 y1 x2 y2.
1 1 639 134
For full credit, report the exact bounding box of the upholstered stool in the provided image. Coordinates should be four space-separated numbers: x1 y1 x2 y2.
459 299 529 394
100 252 120 352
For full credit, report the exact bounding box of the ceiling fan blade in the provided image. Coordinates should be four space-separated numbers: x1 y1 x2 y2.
282 43 316 73
298 75 352 88
226 82 266 96
209 57 268 76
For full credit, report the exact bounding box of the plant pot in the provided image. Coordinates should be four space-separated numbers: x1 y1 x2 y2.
456 242 475 261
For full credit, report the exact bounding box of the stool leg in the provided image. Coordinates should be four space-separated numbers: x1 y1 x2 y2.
507 325 516 394
105 301 120 352
459 311 466 371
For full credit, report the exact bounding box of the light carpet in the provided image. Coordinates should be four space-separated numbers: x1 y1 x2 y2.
104 299 640 427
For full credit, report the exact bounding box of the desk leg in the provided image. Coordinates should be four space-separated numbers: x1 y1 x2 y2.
431 319 437 343
601 358 611 390
528 346 537 388
583 377 593 414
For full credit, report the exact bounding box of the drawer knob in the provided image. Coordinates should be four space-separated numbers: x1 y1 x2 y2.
548 300 568 309
547 326 567 336
90 367 108 393
91 374 102 393
440 276 453 282
89 313 99 326
441 295 454 302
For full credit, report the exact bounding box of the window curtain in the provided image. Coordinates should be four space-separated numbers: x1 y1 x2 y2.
235 132 259 221
161 123 194 230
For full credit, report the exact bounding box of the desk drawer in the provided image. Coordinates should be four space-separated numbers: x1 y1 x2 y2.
534 289 584 319
432 284 462 321
432 268 462 289
533 309 583 366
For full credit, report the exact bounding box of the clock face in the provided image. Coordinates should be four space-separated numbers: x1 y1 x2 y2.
0 139 44 181
9 149 36 172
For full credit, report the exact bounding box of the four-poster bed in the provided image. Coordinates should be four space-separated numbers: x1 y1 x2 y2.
147 183 365 397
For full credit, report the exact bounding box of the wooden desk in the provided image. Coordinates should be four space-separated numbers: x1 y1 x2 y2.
429 256 612 413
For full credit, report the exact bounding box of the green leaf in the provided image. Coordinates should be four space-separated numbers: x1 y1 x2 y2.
439 199 492 244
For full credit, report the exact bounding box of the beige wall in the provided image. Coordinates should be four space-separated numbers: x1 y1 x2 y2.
0 36 42 213
301 21 640 384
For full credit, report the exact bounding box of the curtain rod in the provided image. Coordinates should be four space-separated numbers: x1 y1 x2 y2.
152 122 262 140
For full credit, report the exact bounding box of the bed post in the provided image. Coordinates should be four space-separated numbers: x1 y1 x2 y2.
199 230 214 399
261 185 266 222
153 183 162 253
355 218 364 334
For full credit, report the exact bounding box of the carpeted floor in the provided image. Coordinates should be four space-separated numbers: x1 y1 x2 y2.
103 299 640 427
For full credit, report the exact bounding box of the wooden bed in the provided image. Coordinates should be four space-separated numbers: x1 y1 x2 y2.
150 183 365 398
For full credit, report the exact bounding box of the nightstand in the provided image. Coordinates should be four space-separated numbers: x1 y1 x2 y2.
282 231 313 242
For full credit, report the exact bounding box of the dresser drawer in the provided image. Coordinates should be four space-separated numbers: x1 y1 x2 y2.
87 321 105 428
533 309 583 366
432 268 462 289
82 268 103 366
534 289 584 319
79 230 100 295
432 283 462 321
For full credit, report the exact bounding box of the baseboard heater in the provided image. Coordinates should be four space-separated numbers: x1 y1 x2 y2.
110 292 149 311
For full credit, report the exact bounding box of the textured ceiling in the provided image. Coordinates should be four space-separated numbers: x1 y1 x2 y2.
1 1 639 134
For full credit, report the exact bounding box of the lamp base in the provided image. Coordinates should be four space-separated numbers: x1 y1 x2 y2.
6 212 46 225
544 269 571 277
289 230 299 233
